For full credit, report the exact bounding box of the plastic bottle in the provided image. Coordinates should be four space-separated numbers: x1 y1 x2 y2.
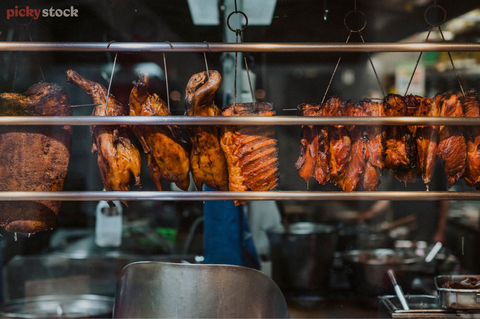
95 200 123 247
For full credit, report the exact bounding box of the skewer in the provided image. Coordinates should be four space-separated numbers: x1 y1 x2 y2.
164 41 174 113
105 40 118 116
0 190 479 201
69 103 102 108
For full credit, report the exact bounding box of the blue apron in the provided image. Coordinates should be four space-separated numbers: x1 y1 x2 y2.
203 189 260 270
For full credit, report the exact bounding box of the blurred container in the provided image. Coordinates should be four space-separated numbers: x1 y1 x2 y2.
267 222 338 291
435 275 480 310
378 295 456 318
95 200 122 247
342 249 418 295
0 294 114 318
113 262 289 318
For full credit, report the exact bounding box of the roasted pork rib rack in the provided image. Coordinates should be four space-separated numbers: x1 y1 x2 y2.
221 102 279 206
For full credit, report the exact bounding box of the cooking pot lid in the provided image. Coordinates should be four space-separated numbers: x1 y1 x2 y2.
267 222 336 235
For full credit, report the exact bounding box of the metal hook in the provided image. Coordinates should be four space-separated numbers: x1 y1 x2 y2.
164 41 174 50
204 41 210 80
107 40 116 49
105 41 118 116
163 52 171 114
405 26 433 96
359 31 386 100
438 25 465 98
321 31 352 105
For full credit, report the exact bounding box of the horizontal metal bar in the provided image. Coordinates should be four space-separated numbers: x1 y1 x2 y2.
0 191 479 201
1 42 480 53
0 116 479 126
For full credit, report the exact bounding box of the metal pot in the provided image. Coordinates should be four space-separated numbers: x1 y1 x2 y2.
267 222 338 291
342 249 418 295
0 294 114 318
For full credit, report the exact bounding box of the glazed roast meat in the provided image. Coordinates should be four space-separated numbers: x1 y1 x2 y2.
185 70 229 191
66 70 142 204
336 100 367 191
384 94 417 185
414 94 441 187
462 90 480 189
437 91 466 189
323 97 352 187
361 99 385 191
129 72 190 191
295 103 321 183
221 102 279 206
0 82 72 233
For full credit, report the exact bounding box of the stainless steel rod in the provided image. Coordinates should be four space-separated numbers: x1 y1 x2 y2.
0 191 479 201
1 42 480 52
1 116 480 126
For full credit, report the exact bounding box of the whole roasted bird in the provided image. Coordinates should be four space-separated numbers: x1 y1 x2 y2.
185 70 229 191
437 91 466 189
67 70 142 204
462 90 480 189
221 102 279 206
129 72 190 191
0 82 72 233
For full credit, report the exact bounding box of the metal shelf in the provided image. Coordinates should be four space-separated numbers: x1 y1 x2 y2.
1 42 480 53
1 116 480 126
0 191 479 201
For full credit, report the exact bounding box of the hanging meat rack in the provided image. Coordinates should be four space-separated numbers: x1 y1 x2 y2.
1 41 480 202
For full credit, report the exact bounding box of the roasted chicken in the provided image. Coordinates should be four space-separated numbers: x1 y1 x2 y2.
437 91 466 189
462 90 480 189
0 82 72 233
221 102 279 206
185 70 229 191
67 70 142 204
129 72 190 191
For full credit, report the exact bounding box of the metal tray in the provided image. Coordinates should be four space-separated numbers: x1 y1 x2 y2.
435 275 480 310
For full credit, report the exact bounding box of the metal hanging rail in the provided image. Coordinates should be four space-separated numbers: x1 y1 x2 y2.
0 191 479 201
1 42 480 52
1 116 480 126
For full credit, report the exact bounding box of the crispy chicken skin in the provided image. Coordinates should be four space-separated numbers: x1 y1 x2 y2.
437 91 466 189
129 72 190 191
221 102 279 206
185 70 229 191
0 82 72 233
462 90 480 189
295 103 321 183
66 70 142 203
